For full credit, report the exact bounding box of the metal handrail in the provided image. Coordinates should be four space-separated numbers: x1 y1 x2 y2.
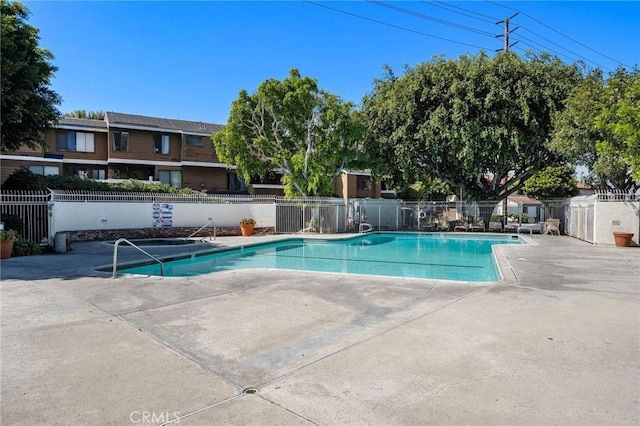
185 220 216 242
112 238 164 278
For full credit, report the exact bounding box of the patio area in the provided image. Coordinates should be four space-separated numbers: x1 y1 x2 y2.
1 234 638 425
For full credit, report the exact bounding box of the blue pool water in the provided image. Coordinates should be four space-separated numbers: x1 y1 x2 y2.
119 232 523 282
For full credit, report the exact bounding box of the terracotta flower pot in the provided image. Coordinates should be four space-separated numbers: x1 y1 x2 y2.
240 224 254 237
0 239 15 259
613 231 634 247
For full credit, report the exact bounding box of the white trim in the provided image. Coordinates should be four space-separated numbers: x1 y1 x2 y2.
184 132 216 137
107 158 232 168
1 154 237 170
63 159 109 166
181 161 235 169
250 184 284 189
108 124 215 136
108 124 183 134
57 125 108 133
342 169 373 176
0 154 63 163
108 158 183 167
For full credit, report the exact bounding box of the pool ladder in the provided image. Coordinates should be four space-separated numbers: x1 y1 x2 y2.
186 220 216 242
112 238 164 278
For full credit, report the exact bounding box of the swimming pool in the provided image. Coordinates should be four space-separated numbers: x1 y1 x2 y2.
117 232 523 282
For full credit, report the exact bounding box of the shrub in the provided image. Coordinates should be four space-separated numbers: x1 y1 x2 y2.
2 168 206 194
1 213 23 234
11 239 41 256
0 229 18 240
239 217 256 225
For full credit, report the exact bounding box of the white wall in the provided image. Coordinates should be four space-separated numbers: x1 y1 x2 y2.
594 201 640 245
49 201 276 240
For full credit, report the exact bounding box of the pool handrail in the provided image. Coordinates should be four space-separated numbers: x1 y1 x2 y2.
186 220 216 242
112 238 164 278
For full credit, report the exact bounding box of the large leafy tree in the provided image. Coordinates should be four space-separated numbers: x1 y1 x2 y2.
1 0 61 152
362 52 582 200
551 68 639 190
522 165 579 200
212 69 367 197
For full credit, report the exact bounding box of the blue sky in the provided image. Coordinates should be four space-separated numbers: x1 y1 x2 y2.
25 1 640 125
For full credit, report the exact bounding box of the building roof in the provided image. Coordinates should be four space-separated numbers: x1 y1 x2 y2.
576 181 593 190
59 117 108 130
105 112 222 135
508 194 543 206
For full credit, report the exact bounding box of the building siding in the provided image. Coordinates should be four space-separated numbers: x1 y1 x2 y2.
182 135 220 163
44 130 109 161
108 128 182 162
182 167 228 192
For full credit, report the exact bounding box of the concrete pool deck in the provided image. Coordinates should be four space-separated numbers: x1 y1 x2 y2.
1 234 638 425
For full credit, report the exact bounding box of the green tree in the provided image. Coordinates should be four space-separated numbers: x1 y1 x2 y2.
522 165 579 199
395 176 452 201
64 110 105 120
551 68 639 190
362 52 582 201
1 0 61 152
212 69 368 197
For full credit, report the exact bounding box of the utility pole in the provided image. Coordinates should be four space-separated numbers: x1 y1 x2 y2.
496 12 519 52
495 12 519 229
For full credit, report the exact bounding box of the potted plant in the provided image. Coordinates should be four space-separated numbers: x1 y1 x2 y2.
613 231 634 247
239 217 256 236
0 229 18 259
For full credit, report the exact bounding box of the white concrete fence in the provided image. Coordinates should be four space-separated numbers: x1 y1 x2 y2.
47 191 277 242
567 191 640 245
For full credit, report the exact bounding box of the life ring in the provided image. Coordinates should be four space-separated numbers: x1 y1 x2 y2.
418 210 427 220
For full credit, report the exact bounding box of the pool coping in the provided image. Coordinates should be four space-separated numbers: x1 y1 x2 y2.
102 231 528 285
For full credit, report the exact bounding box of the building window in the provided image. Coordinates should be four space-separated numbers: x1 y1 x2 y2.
154 135 170 154
358 176 372 191
186 135 204 147
113 131 129 151
56 131 95 152
158 170 182 188
91 169 106 180
227 173 246 192
29 165 59 176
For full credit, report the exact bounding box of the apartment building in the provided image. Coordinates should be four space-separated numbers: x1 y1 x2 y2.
0 111 382 198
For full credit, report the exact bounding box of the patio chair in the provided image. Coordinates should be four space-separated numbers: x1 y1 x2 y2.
470 217 485 232
454 219 469 232
545 218 560 236
488 221 502 232
437 214 449 232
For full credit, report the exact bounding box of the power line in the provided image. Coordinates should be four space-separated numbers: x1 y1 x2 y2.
303 1 492 51
366 0 496 37
516 31 608 70
484 0 629 68
517 39 584 67
519 26 608 70
420 0 497 25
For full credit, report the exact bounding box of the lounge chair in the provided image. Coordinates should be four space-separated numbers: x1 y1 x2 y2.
488 221 502 232
454 219 469 232
470 217 485 232
545 218 560 235
437 215 449 232
504 219 519 233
